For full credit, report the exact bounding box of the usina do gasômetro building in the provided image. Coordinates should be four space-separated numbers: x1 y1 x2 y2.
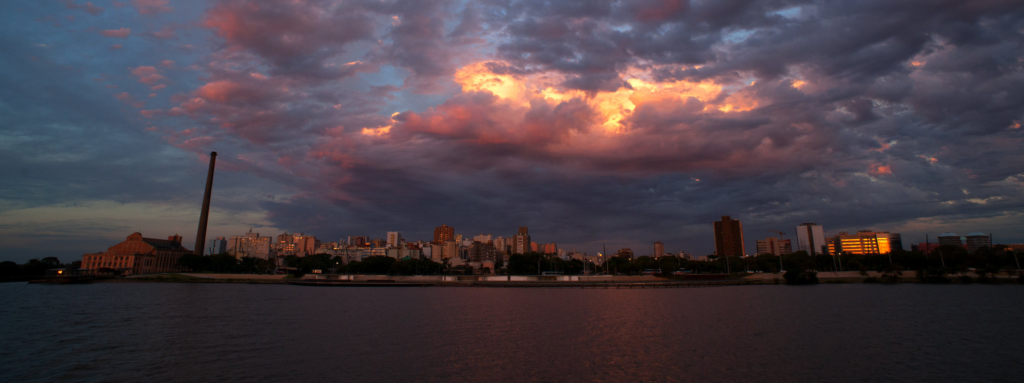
80 232 192 275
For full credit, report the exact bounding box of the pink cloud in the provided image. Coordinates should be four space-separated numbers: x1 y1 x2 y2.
149 93 157 98
131 66 158 77
132 0 172 15
110 44 123 50
140 109 163 118
151 84 167 91
130 66 165 84
159 60 175 68
100 28 131 38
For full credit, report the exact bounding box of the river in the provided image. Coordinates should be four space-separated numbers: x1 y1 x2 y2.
1 283 1021 382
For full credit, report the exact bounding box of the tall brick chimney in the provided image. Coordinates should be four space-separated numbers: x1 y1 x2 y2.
194 152 217 255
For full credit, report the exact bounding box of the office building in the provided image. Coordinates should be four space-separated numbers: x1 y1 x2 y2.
714 216 745 257
654 241 664 257
541 243 557 254
795 223 826 255
827 231 902 255
756 237 792 255
81 232 190 275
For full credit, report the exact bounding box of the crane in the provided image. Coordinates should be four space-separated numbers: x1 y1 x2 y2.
768 230 785 273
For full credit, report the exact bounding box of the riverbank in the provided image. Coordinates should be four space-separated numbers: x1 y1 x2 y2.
60 271 1020 286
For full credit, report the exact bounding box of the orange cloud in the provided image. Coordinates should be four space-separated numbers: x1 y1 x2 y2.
869 164 892 175
451 61 735 134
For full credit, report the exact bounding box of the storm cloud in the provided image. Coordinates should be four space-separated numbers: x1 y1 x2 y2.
1 0 1023 262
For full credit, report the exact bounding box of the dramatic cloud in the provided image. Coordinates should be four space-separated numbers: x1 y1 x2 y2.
2 0 1024 262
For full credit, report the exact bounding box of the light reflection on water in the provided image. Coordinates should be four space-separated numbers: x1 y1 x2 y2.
0 283 1021 382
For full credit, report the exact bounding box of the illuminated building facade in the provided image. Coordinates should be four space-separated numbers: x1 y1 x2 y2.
513 227 531 254
714 216 745 257
229 230 272 259
654 241 664 257
827 231 902 255
80 232 190 275
387 231 403 248
433 225 454 244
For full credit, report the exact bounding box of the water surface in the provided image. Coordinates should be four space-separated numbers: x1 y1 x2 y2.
1 283 1021 382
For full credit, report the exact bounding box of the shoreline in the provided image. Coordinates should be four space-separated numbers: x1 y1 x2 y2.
23 271 1023 286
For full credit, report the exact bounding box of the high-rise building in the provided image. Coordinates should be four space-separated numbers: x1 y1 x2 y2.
291 233 320 255
541 243 557 254
228 230 273 259
795 223 826 255
473 234 493 243
493 236 510 254
442 241 459 259
756 237 792 255
206 237 227 255
513 227 531 254
827 231 902 255
654 241 664 257
386 231 403 248
937 233 963 247
965 233 992 253
469 241 500 263
714 216 745 257
430 243 443 262
347 236 368 246
434 225 455 244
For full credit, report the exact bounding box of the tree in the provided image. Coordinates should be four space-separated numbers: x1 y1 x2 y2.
0 261 20 277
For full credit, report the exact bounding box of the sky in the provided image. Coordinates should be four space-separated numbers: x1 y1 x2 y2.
1 0 1023 263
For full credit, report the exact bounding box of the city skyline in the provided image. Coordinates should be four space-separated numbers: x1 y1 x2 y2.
2 1 1024 263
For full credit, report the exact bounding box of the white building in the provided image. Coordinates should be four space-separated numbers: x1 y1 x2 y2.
386 232 403 248
795 223 826 256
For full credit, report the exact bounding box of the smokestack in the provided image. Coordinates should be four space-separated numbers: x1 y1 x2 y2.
194 152 217 255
